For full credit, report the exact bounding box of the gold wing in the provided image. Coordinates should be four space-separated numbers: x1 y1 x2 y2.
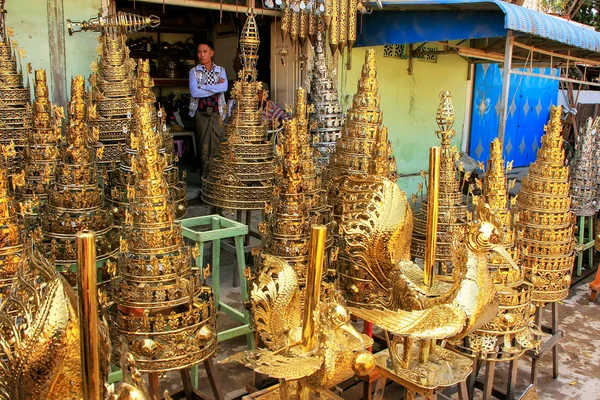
223 349 322 380
349 305 465 340
251 255 302 351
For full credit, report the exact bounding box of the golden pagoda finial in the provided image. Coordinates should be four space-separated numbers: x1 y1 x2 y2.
326 48 396 182
536 105 565 166
135 58 155 104
358 48 378 94
483 138 509 212
67 11 160 35
113 95 216 374
410 90 467 272
436 91 456 145
515 105 574 304
239 10 260 70
34 69 49 100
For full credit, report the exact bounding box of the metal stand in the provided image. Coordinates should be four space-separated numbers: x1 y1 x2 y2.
576 215 595 276
146 361 223 400
590 265 600 301
109 360 223 400
369 356 469 400
181 215 256 391
529 303 563 386
467 357 521 400
370 373 469 400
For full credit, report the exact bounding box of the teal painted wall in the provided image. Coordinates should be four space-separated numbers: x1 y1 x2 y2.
338 46 469 197
5 0 100 95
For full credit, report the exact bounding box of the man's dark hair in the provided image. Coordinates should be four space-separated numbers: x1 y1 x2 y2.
196 39 215 51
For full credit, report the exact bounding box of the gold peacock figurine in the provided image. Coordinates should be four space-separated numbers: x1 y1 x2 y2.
345 147 519 391
225 226 375 399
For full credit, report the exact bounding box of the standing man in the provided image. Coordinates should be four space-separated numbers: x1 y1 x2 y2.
189 39 228 177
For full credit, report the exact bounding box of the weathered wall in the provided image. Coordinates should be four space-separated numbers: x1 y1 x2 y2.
339 46 470 195
6 0 100 96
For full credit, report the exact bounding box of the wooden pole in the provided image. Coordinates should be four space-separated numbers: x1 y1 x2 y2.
498 30 514 144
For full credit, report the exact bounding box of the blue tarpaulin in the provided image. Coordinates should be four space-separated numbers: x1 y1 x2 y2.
357 0 600 53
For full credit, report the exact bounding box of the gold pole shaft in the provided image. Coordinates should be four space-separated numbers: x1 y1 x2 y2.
301 225 327 354
76 230 101 400
424 146 441 286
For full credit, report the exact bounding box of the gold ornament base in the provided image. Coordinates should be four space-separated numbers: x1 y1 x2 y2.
242 381 344 400
375 345 472 391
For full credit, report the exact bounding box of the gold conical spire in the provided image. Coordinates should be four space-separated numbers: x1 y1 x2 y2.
17 69 62 205
515 105 575 304
327 48 396 183
105 59 186 224
239 11 260 70
202 12 275 210
0 144 24 300
257 88 331 284
411 92 467 272
517 107 575 304
113 100 217 373
536 105 565 165
483 138 509 213
449 137 538 361
40 76 118 283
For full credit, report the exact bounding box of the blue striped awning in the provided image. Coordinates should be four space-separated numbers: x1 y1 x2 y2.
363 0 600 53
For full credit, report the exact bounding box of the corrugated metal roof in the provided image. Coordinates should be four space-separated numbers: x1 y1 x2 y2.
379 0 600 53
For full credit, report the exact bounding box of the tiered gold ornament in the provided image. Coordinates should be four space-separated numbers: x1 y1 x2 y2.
258 88 330 284
270 0 365 54
68 11 159 168
309 30 344 169
593 117 600 209
112 102 217 373
570 117 597 216
293 88 328 218
0 145 24 301
202 12 275 210
106 59 186 225
450 138 538 361
411 91 468 273
515 106 575 304
0 6 31 175
16 69 63 206
39 76 118 284
327 48 396 186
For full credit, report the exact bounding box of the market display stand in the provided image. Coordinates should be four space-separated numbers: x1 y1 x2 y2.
367 350 469 400
181 214 255 348
575 215 595 276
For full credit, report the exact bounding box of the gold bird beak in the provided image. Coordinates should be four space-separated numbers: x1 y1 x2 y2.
491 244 519 270
339 321 365 344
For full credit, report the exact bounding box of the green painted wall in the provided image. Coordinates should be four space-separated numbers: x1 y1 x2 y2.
338 46 470 196
5 0 100 95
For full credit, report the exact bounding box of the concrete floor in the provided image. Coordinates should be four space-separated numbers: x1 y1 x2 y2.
170 165 600 399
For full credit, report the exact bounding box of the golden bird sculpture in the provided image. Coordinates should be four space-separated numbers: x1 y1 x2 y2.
225 226 374 398
349 197 518 389
0 237 155 400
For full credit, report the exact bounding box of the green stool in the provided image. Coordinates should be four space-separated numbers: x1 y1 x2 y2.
182 214 256 390
180 214 255 347
576 215 595 277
